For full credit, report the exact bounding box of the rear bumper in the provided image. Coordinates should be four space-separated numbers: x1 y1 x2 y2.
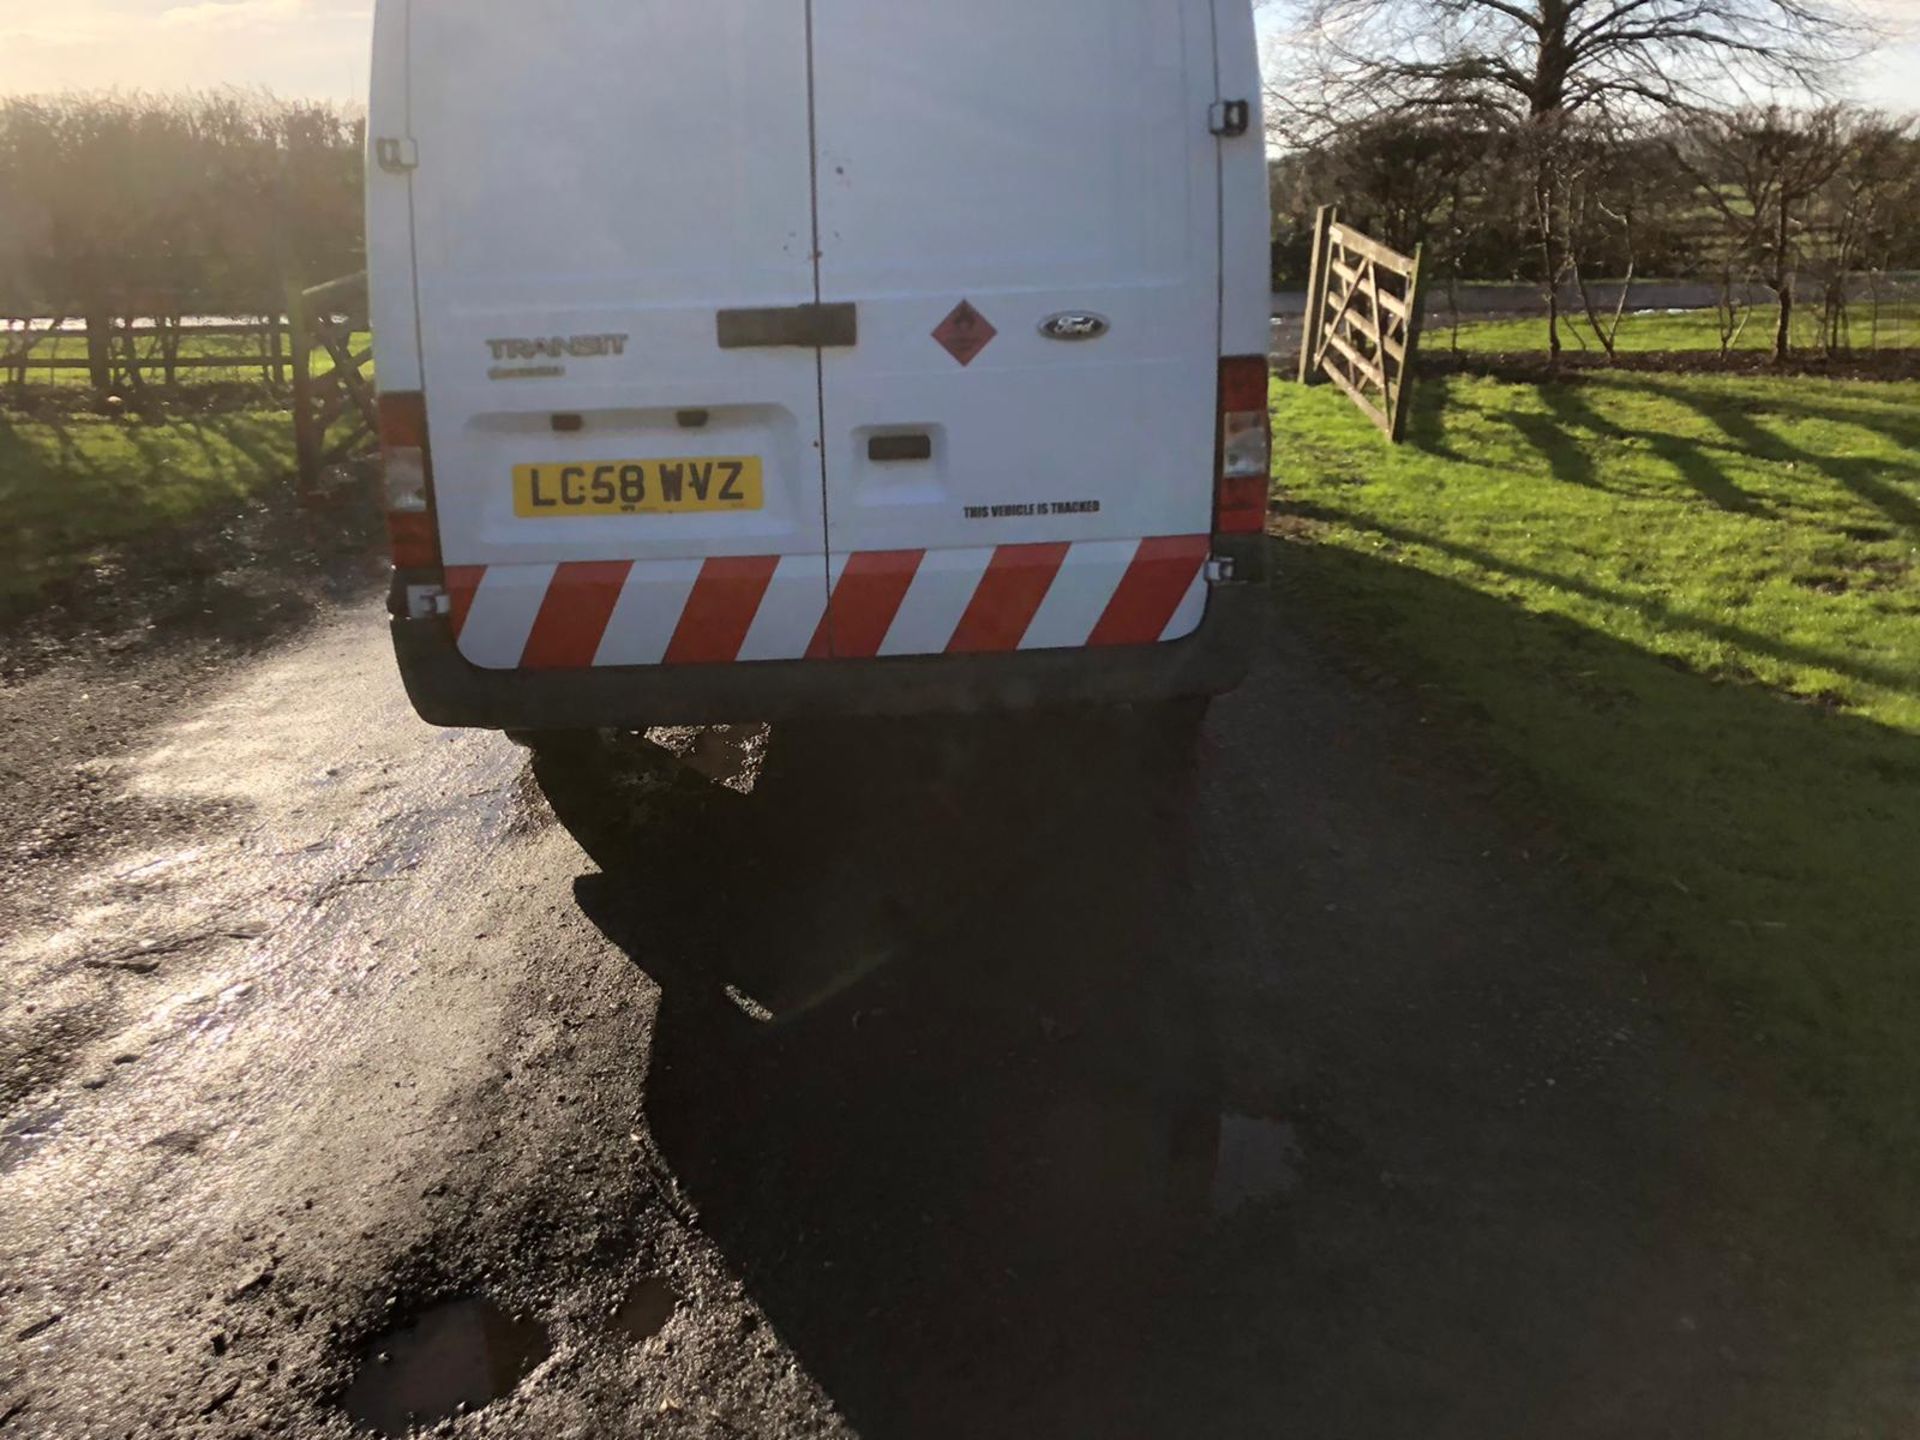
390 561 1264 731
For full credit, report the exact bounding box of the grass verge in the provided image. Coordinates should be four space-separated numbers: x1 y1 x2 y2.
0 406 296 602
1273 369 1920 1158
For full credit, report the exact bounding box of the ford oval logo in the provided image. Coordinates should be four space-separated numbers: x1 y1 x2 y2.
1039 312 1110 342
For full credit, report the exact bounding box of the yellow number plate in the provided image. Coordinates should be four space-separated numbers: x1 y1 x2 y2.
513 457 764 517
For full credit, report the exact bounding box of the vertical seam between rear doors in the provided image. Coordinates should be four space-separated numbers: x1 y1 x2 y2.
803 0 837 653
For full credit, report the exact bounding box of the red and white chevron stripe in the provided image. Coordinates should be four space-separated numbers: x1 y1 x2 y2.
444 535 1210 670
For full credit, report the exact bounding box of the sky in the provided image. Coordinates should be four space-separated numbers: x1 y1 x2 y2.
0 0 1914 110
0 0 375 99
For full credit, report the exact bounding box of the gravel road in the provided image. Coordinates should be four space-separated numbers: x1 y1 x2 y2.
3 592 1916 1438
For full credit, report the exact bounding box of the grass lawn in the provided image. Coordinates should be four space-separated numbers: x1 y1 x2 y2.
1442 302 1920 356
0 408 296 601
1272 369 1920 1156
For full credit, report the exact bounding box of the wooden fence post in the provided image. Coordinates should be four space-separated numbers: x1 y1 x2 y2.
1390 242 1428 444
1298 204 1335 385
84 307 114 396
118 319 145 395
287 279 320 498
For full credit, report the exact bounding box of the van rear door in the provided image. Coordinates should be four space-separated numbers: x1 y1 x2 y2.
404 3 830 671
807 0 1224 658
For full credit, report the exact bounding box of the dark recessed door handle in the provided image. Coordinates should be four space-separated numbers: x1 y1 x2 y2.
868 434 933 462
716 302 858 349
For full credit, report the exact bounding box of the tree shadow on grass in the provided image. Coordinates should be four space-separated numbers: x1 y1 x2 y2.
1542 380 1771 516
1718 382 1920 455
1 410 297 587
1298 502 1911 696
1642 378 1920 537
1410 375 1773 515
1507 404 1607 491
1623 404 1771 518
1641 435 1770 516
1444 376 1779 515
1419 367 1920 529
1 404 375 660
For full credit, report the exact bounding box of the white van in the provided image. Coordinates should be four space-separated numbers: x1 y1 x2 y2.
367 0 1271 739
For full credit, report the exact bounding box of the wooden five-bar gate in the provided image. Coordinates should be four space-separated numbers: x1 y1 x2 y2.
286 272 378 500
1297 206 1428 443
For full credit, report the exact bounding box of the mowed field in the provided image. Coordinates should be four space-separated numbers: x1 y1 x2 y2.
1274 359 1920 1160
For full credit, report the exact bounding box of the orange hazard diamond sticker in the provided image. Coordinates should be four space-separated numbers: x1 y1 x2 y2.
932 300 996 367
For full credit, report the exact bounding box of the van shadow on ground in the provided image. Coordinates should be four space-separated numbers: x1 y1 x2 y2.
535 573 1920 1440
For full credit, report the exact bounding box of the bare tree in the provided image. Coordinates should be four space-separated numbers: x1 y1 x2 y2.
1266 0 1872 353
1269 0 1870 129
1710 261 1760 358
1806 113 1915 353
1564 133 1631 360
1671 104 1854 361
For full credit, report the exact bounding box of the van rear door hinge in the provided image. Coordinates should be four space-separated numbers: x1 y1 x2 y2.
1209 100 1252 138
375 136 419 174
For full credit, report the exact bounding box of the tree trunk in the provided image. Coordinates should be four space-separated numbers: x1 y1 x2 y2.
1772 201 1793 364
161 313 181 386
1533 145 1564 362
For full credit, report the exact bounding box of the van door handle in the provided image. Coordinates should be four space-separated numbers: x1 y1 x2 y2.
716 303 858 349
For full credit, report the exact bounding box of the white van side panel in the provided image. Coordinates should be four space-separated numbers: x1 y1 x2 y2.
1215 0 1273 360
365 0 420 394
807 0 1224 657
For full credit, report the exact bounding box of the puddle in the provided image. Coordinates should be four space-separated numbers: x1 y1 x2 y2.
612 1276 680 1345
1209 1115 1304 1215
342 1297 550 1437
0 1106 65 1176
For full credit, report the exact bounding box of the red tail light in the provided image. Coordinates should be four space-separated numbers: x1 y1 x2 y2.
378 391 440 569
1215 355 1270 535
